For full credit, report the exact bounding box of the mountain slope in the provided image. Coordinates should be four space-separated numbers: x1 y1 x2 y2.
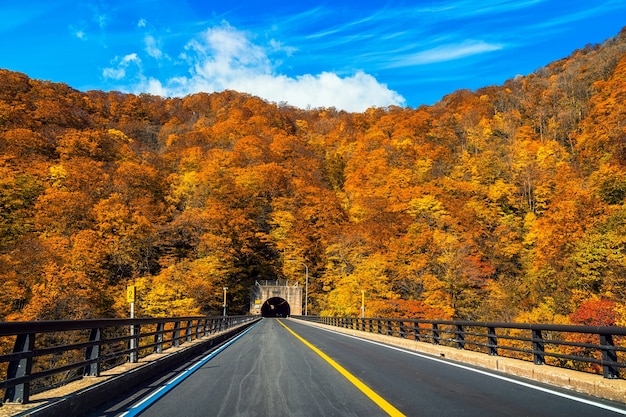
1 27 626 325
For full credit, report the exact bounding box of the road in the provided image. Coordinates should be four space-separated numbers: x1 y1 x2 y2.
92 318 626 417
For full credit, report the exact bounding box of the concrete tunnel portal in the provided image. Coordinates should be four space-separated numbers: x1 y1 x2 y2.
261 297 291 317
250 280 302 317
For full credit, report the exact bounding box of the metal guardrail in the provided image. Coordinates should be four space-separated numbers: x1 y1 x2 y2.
296 316 626 380
0 315 258 404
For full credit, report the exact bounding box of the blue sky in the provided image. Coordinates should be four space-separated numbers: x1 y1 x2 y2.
1 1 626 112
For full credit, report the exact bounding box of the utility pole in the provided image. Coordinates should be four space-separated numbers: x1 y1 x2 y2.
304 264 308 316
361 290 365 319
127 284 137 362
223 287 228 316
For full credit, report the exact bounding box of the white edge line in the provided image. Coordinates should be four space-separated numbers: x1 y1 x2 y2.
119 321 260 417
295 320 626 416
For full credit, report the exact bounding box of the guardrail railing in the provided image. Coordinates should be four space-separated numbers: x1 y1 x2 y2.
0 315 258 404
296 316 626 380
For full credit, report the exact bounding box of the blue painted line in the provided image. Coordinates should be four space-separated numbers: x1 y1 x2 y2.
120 321 260 417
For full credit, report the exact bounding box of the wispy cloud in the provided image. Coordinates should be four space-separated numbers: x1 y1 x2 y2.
386 40 505 67
529 1 624 31
103 53 141 80
144 35 164 59
414 0 545 19
70 26 87 41
276 1 520 74
95 0 626 108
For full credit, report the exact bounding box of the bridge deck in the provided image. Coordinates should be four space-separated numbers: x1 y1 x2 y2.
86 319 626 417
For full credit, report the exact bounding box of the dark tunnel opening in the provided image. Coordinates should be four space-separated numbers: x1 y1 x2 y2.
261 297 291 317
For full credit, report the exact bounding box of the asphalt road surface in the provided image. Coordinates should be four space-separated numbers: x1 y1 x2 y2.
92 318 626 417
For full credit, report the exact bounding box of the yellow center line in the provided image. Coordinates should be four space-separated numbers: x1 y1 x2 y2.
277 319 406 417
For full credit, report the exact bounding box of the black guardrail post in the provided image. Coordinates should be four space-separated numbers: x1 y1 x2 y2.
600 333 619 379
84 327 102 377
155 322 165 353
532 328 545 365
130 323 140 363
194 320 201 339
173 320 181 347
432 323 440 345
4 332 35 403
185 320 193 342
413 322 421 342
456 324 465 349
203 318 210 337
487 326 498 356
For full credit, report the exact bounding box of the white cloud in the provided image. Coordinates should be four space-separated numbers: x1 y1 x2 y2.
96 14 107 29
70 26 87 41
137 23 405 112
230 71 404 112
144 35 163 59
103 53 141 80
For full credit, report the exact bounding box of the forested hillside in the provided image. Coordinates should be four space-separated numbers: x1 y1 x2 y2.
2 28 626 325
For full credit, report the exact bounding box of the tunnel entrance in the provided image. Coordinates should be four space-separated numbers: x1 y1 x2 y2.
250 280 302 316
261 297 291 317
